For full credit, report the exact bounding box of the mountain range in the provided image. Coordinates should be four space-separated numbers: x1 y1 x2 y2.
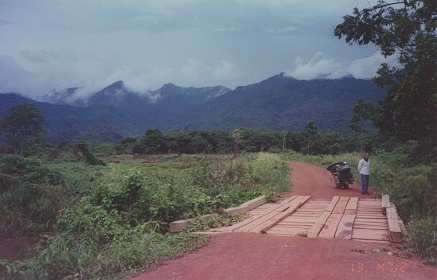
0 73 385 144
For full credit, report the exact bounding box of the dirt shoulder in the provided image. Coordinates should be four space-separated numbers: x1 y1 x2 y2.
130 161 435 280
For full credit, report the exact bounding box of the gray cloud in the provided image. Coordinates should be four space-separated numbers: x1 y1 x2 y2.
1 0 385 97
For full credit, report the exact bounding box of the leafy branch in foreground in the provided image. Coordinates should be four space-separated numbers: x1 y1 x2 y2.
336 0 436 162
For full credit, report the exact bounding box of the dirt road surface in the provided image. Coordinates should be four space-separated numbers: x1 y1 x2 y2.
130 161 435 280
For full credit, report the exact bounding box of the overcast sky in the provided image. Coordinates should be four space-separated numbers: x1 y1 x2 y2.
0 0 390 99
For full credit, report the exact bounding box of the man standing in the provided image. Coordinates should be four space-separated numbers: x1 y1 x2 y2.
358 153 370 195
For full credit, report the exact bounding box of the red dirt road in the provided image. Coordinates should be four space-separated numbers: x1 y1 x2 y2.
130 162 436 280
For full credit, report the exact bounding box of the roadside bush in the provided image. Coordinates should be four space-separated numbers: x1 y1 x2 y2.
0 155 67 234
372 165 436 221
406 216 437 265
17 230 208 280
247 152 290 201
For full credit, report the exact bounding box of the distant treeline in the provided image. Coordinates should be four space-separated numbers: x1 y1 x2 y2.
110 128 365 155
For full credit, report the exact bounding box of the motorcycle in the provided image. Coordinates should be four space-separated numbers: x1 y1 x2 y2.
327 162 354 189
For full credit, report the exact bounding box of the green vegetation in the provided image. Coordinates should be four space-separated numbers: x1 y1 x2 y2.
0 152 290 279
0 156 67 235
335 0 436 162
0 103 46 156
112 127 356 156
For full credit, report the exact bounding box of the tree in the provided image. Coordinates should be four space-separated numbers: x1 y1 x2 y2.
0 103 46 155
140 129 167 154
303 120 319 155
167 130 191 153
187 132 209 154
313 132 346 155
350 98 377 153
335 0 436 150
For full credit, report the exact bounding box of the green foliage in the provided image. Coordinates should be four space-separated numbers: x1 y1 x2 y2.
303 120 319 155
372 164 436 220
139 129 167 154
92 171 144 213
191 153 290 205
0 103 46 155
335 0 437 149
0 155 67 234
7 230 208 280
406 216 437 265
115 136 138 154
127 127 354 157
56 203 126 244
248 153 289 186
2 153 291 279
75 141 106 166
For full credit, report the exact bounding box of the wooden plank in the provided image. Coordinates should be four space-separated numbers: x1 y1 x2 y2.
241 196 268 211
285 215 318 219
356 217 386 220
381 194 390 215
352 229 389 241
344 210 356 215
355 219 386 223
354 221 387 226
224 196 298 232
386 207 402 243
281 217 317 221
332 197 349 214
295 211 325 214
324 196 340 212
352 238 390 244
318 213 343 238
169 213 220 233
358 203 382 207
345 197 359 215
233 195 301 232
354 225 387 229
257 196 311 233
307 211 331 238
352 228 389 235
276 223 313 228
267 228 307 236
335 214 355 240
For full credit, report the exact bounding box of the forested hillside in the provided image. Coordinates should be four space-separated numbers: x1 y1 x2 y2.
0 74 384 144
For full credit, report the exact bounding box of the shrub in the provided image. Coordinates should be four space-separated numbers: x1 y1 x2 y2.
372 165 436 221
0 155 68 234
406 216 437 265
76 142 106 166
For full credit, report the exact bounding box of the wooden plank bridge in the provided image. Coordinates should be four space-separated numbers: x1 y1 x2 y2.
170 195 404 244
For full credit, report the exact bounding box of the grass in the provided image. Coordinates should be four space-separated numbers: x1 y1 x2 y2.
1 152 291 279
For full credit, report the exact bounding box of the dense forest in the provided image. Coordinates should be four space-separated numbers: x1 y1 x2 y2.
0 76 385 144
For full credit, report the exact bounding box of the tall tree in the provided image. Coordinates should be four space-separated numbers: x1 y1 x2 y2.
140 129 167 154
350 98 377 153
303 120 319 155
335 0 436 146
1 103 46 155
